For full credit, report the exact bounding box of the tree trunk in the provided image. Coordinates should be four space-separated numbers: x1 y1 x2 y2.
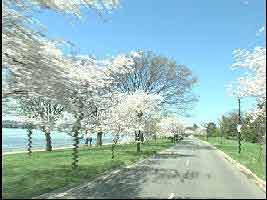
71 95 83 169
141 132 144 143
27 128 33 156
220 130 223 144
137 142 141 152
111 134 119 159
263 142 266 177
97 132 103 146
137 130 141 152
111 144 115 159
89 138 92 147
44 131 52 151
153 134 157 142
72 131 79 169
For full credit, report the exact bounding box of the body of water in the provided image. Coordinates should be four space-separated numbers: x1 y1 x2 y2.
2 128 115 152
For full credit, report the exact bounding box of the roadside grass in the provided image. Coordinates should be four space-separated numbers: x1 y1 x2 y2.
196 136 266 180
3 138 173 199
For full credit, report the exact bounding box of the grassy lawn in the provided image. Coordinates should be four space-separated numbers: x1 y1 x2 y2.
3 139 173 199
196 136 266 180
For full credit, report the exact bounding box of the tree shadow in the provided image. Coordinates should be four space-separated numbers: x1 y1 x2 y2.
58 160 203 199
174 140 216 151
32 140 215 199
153 153 196 159
3 160 126 199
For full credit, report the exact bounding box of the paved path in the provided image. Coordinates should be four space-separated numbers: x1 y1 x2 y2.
38 137 266 199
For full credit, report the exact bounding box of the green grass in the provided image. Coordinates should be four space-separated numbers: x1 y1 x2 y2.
3 139 173 199
196 136 266 180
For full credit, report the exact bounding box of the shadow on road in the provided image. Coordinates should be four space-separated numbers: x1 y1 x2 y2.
47 139 217 199
175 139 216 151
62 158 202 199
176 145 216 151
153 153 196 159
49 138 265 199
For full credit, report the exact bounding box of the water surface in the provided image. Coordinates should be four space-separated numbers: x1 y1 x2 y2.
2 128 114 152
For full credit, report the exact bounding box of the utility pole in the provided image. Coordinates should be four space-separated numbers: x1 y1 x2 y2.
237 98 242 154
220 124 223 144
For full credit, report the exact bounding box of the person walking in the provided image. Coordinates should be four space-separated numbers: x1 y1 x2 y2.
89 137 93 147
85 130 90 146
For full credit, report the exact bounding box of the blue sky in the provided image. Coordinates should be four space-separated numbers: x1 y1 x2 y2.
32 0 265 124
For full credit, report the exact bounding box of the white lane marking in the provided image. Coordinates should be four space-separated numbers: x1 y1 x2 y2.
101 175 109 180
112 169 120 174
186 159 190 166
55 192 68 197
168 193 175 199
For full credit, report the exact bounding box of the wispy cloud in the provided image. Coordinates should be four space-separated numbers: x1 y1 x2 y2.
256 26 265 36
258 26 265 33
242 1 249 5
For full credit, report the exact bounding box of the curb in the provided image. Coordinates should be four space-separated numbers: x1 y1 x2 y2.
34 143 175 199
195 137 266 193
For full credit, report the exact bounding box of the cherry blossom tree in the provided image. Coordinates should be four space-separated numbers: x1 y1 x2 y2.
143 113 162 142
102 93 132 158
51 53 139 168
106 51 198 116
61 58 112 169
228 47 266 120
228 45 266 161
158 116 185 142
96 89 163 157
14 116 43 155
5 48 140 168
18 96 64 151
229 47 266 100
229 46 266 122
80 52 142 146
2 0 120 99
107 90 163 153
55 111 84 168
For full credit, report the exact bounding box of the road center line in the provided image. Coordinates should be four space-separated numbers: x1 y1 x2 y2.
168 193 175 199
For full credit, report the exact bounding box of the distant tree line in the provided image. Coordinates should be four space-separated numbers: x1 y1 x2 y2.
205 104 266 144
2 120 25 129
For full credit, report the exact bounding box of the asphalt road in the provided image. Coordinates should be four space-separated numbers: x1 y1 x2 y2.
41 136 266 199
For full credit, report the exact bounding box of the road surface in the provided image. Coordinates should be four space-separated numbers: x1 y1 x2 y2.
39 136 266 199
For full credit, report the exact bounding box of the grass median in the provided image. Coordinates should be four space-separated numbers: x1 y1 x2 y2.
196 136 266 180
3 138 173 199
